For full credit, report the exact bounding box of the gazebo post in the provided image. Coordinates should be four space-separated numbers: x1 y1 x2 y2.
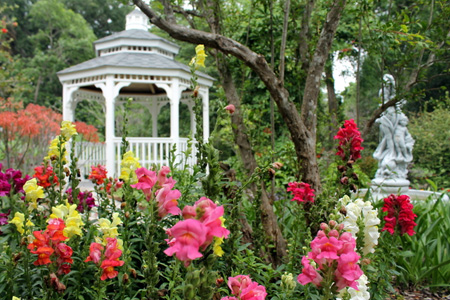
62 85 79 122
201 89 210 142
168 80 181 163
96 77 131 177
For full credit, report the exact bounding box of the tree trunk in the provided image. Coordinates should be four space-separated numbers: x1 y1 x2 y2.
325 58 338 146
215 51 286 264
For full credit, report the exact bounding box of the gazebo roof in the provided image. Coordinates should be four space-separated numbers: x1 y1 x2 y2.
57 52 214 81
94 29 179 49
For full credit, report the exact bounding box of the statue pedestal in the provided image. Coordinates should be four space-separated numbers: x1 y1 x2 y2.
371 178 410 194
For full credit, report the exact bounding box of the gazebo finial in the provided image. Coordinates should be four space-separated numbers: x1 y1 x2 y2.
125 8 149 31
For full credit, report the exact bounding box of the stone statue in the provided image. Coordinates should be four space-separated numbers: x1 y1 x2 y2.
372 75 414 191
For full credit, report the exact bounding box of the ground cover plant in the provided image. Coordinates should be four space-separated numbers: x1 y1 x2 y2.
0 46 449 300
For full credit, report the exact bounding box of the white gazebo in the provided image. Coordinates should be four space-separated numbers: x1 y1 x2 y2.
57 8 214 177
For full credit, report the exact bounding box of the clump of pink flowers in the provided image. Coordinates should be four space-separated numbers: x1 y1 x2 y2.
334 119 364 161
221 275 267 300
287 181 315 203
297 221 364 293
382 194 417 236
130 166 181 218
164 197 230 266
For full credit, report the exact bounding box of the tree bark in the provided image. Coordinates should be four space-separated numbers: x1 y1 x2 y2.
325 58 338 146
215 52 287 264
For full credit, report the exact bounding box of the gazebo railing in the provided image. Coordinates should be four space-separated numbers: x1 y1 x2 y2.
74 141 106 179
113 137 195 176
75 137 195 179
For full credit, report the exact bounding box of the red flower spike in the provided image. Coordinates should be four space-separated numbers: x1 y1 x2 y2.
334 119 364 161
382 194 417 236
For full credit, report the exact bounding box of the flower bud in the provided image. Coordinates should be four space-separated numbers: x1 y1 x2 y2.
122 273 129 284
130 268 137 278
224 104 235 114
121 202 127 209
338 223 345 231
125 211 130 219
350 184 357 192
184 284 195 299
216 277 224 287
320 223 329 231
339 206 347 216
337 165 346 173
329 220 337 228
362 258 371 265
193 85 200 97
352 172 359 181
340 176 349 185
272 162 283 169
328 229 339 237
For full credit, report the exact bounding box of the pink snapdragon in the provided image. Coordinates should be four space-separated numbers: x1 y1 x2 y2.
165 197 230 265
164 219 207 266
297 221 364 293
221 275 267 300
130 166 182 218
131 167 157 199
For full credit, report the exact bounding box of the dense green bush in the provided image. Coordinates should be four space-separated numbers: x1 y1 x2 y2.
408 99 450 189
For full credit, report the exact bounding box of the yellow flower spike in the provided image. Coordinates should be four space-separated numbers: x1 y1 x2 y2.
60 120 77 140
23 178 44 211
45 137 67 162
10 212 34 235
194 44 207 68
111 213 123 227
213 237 224 257
119 151 140 184
98 217 119 239
50 204 69 219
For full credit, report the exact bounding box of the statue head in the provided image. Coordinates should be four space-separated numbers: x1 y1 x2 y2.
380 74 396 101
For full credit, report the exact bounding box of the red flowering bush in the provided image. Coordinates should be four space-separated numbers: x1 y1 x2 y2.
85 238 124 280
27 218 73 274
382 194 417 236
334 119 364 161
33 165 58 188
287 181 315 203
88 164 108 185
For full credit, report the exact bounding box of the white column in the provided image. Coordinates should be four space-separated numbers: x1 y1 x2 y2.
201 88 210 142
151 103 159 137
169 83 180 141
187 102 195 137
95 78 131 177
62 85 78 122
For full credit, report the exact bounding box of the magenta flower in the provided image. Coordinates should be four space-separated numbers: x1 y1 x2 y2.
157 166 171 186
156 187 182 218
334 252 363 290
224 275 267 300
131 167 157 199
164 219 207 266
225 104 236 114
297 256 323 287
287 182 315 203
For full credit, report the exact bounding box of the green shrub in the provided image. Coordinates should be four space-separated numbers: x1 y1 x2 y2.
408 100 450 189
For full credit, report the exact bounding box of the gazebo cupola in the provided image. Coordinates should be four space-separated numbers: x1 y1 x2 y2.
57 8 214 177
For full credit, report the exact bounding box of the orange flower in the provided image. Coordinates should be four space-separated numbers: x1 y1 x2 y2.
100 259 124 280
33 246 54 266
88 165 108 185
